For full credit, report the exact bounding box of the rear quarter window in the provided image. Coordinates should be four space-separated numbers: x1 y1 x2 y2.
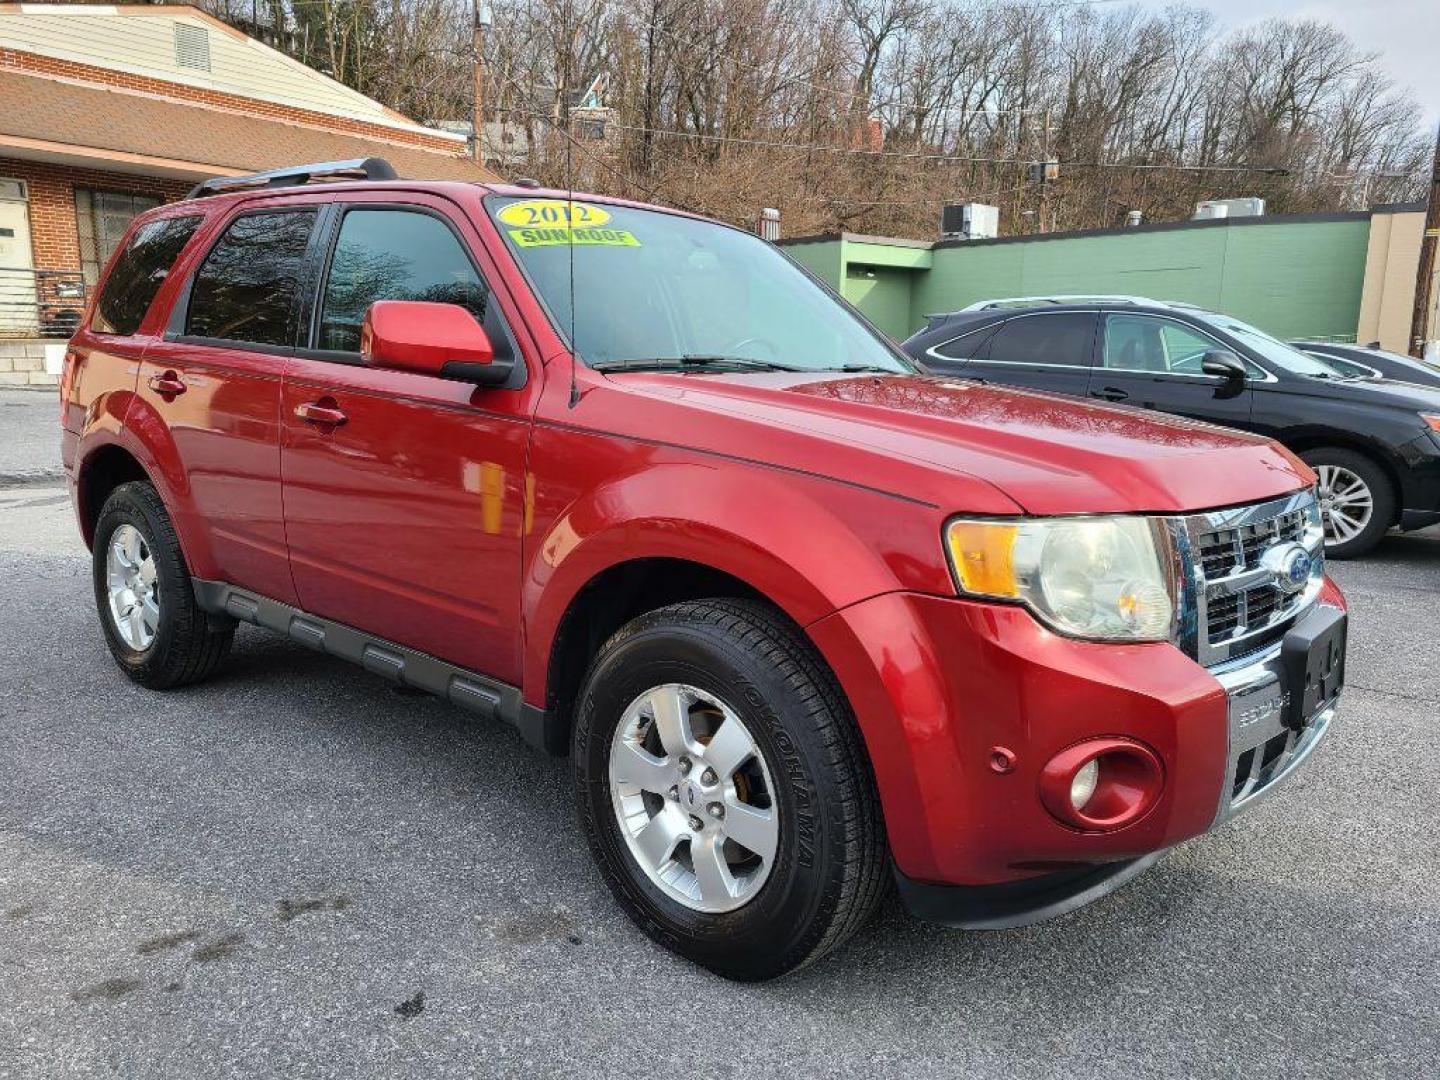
91 215 202 336
928 322 999 360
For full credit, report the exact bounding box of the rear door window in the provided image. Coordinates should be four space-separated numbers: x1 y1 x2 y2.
185 210 316 346
91 215 202 335
316 209 489 353
983 313 1096 367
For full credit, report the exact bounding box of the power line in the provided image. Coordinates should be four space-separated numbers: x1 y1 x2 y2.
493 71 707 214
1068 160 1290 175
600 119 1035 166
818 182 1034 208
594 118 1291 174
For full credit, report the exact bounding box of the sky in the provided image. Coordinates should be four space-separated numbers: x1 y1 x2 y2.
1137 0 1440 126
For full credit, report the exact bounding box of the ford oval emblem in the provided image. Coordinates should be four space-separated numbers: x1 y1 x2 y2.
1262 542 1312 594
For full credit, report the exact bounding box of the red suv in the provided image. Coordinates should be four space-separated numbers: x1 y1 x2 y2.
60 159 1347 980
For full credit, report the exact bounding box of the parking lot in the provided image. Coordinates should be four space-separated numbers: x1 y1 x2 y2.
2 386 1438 1079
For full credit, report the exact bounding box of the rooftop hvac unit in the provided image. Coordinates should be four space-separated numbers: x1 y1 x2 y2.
1194 197 1265 220
941 202 999 240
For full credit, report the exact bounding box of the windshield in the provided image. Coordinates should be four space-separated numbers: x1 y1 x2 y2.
1191 311 1342 377
488 196 913 374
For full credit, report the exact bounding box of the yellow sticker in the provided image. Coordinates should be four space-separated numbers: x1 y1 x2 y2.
508 227 641 248
497 199 611 229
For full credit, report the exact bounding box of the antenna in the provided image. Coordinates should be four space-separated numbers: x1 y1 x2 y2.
565 80 580 409
559 9 579 411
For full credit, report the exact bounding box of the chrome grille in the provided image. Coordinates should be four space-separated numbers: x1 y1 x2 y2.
1181 490 1325 666
1192 508 1308 581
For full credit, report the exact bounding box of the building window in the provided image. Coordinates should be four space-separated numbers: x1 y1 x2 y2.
75 189 163 286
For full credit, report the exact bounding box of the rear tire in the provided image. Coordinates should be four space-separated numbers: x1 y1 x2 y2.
92 481 232 689
572 599 887 981
1300 447 1394 559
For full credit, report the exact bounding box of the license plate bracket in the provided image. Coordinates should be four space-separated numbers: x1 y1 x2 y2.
1279 604 1346 731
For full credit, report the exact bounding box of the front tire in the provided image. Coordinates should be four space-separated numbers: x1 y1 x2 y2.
92 481 232 689
572 599 887 981
1301 448 1394 559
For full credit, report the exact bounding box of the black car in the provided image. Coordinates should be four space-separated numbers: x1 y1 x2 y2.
1289 340 1440 390
902 297 1440 557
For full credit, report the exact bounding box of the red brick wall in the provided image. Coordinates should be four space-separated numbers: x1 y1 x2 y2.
0 157 191 272
0 48 462 152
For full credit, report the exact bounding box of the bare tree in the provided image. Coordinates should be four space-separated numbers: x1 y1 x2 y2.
198 0 1430 237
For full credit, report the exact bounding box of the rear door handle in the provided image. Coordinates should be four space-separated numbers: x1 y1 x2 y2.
1089 386 1129 402
294 399 348 427
147 371 186 397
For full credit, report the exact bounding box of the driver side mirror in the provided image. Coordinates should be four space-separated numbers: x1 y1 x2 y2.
1201 349 1247 384
361 300 512 387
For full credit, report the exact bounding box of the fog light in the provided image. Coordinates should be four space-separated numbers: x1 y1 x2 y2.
1070 758 1099 810
1039 738 1164 832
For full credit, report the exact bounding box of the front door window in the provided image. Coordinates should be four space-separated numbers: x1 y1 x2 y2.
1101 314 1235 377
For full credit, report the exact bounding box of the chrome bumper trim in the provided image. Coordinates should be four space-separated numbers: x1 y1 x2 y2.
1212 641 1339 825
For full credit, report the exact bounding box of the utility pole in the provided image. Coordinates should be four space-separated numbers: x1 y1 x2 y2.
472 2 492 167
1411 124 1440 358
1041 108 1051 234
1025 109 1059 235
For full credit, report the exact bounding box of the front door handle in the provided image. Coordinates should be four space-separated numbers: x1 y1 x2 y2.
294 399 348 427
147 371 186 397
1090 386 1129 402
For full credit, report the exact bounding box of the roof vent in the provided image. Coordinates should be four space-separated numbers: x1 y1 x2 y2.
174 24 212 72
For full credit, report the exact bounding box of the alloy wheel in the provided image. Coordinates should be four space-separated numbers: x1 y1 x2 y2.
608 683 779 913
106 523 159 650
1314 464 1374 546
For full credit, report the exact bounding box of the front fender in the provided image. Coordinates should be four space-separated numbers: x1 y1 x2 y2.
520 457 954 705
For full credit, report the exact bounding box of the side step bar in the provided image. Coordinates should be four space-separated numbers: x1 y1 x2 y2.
191 579 550 752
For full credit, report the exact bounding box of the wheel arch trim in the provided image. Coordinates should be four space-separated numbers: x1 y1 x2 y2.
521 464 931 716
1286 434 1404 526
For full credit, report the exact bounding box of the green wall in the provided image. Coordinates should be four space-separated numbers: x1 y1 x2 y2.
783 215 1374 343
784 238 843 287
843 265 914 339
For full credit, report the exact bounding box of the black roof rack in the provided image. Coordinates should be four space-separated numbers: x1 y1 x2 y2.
184 158 398 200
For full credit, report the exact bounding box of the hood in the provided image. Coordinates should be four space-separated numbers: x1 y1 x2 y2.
602 371 1311 516
1269 372 1440 414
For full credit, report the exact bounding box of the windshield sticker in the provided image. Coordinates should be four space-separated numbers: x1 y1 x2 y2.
497 199 612 229
508 227 641 248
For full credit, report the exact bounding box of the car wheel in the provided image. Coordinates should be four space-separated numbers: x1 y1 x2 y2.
92 481 233 688
572 599 887 981
1301 448 1394 559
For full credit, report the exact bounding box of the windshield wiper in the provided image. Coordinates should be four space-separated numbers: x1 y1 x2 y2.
592 355 806 373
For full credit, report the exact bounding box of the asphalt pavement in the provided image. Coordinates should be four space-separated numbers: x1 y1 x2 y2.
2 387 1437 1078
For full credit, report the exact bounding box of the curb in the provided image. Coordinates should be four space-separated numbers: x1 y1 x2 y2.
0 468 65 487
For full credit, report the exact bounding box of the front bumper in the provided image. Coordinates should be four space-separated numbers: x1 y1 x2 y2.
1211 603 1344 824
1397 430 1440 530
807 578 1346 908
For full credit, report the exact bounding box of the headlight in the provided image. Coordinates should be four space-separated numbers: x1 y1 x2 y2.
1422 413 1440 433
945 516 1177 641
